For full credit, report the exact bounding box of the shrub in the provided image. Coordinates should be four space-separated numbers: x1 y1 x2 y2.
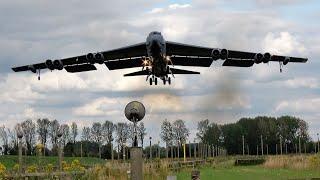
308 154 320 169
26 164 38 173
12 164 20 172
45 163 54 173
0 163 6 177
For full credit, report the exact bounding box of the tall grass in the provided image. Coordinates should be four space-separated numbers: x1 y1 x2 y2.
263 154 320 170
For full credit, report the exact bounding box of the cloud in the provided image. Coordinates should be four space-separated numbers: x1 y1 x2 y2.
284 77 319 89
262 32 306 55
275 97 320 112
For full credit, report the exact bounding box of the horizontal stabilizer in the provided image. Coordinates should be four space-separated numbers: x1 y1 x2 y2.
170 68 200 74
124 70 149 77
64 64 97 73
222 59 254 67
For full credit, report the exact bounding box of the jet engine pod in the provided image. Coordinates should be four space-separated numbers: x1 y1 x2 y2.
53 60 64 70
254 53 263 64
283 57 290 65
94 53 104 64
45 59 55 70
86 53 95 64
263 52 271 63
211 49 220 60
124 101 145 123
28 65 37 73
220 49 228 60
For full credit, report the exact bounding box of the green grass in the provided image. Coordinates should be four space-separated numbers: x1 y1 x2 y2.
176 166 320 180
0 155 105 169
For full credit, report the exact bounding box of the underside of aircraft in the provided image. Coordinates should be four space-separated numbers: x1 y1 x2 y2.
12 31 308 85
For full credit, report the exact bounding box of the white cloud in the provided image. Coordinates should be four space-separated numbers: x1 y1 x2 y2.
168 4 191 10
275 98 320 112
284 77 319 89
262 32 306 55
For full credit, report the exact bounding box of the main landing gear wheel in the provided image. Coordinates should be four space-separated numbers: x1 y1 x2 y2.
163 79 166 85
168 77 171 85
149 78 152 85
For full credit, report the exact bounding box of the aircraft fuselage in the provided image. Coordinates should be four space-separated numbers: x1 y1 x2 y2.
145 31 169 78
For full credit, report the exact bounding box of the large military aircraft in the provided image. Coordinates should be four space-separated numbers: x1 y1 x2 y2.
12 31 308 85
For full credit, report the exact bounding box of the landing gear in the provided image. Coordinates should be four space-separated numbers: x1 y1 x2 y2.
162 76 171 85
149 76 158 85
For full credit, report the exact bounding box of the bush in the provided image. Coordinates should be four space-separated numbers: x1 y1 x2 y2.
0 163 6 177
26 164 38 173
12 164 20 172
308 154 320 169
45 163 54 173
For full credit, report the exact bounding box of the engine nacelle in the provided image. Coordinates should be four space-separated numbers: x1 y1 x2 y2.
283 57 290 65
53 60 63 70
263 52 271 63
220 49 228 60
94 53 104 64
211 49 220 60
86 53 95 64
254 53 263 64
28 65 37 73
45 59 55 70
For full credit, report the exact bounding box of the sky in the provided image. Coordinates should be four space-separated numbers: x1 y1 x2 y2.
0 0 319 145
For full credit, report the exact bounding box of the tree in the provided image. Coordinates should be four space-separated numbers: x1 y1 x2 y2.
160 120 173 158
0 126 9 155
102 120 115 145
81 127 90 141
172 119 189 145
115 123 129 155
138 122 146 148
49 120 60 154
37 118 50 148
21 119 36 155
71 122 78 144
91 123 103 145
60 124 71 146
196 119 209 142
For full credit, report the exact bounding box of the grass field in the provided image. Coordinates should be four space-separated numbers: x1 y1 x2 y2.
0 155 105 169
176 165 320 180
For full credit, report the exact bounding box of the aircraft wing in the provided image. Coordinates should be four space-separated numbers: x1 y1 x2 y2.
166 41 308 67
12 42 147 73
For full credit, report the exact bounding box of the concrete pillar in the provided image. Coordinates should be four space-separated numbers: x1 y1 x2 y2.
131 147 143 180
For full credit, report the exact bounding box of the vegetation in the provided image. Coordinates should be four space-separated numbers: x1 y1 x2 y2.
0 155 105 170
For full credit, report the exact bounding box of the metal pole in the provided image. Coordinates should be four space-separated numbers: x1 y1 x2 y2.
261 135 264 156
149 137 152 159
242 135 245 156
266 144 268 155
189 142 191 158
183 143 186 162
58 140 62 171
299 136 301 154
276 144 278 155
111 142 114 161
18 138 23 174
194 143 196 159
158 141 160 159
80 141 83 158
317 133 319 153
280 136 283 155
256 145 258 156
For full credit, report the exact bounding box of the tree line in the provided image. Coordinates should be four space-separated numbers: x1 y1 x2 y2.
0 115 316 159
